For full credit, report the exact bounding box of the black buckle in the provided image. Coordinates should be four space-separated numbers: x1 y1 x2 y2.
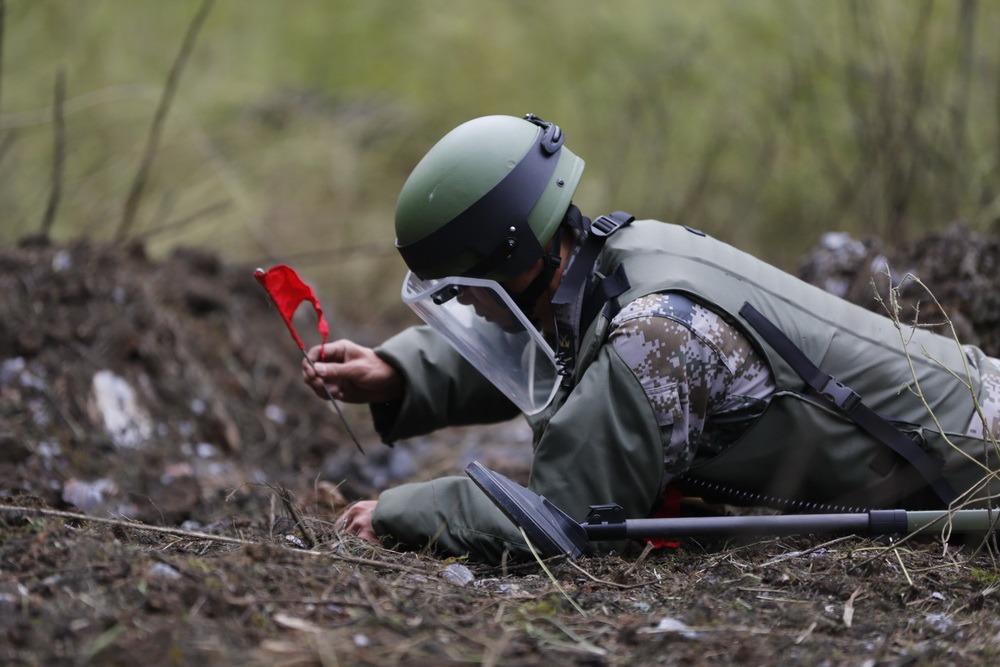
523 113 564 154
590 211 634 238
820 377 862 414
585 504 627 525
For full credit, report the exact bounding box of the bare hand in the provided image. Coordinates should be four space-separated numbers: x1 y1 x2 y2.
302 340 403 404
338 500 379 544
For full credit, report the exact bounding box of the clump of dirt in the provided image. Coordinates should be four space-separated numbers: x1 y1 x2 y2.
797 222 1000 355
0 236 370 524
3 230 1000 665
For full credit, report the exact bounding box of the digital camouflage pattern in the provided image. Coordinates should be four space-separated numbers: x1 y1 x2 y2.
610 292 1000 488
965 360 1000 440
609 293 775 482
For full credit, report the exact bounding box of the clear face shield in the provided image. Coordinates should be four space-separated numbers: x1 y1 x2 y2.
401 272 561 414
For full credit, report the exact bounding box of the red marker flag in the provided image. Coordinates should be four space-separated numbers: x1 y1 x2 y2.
254 265 329 356
254 264 364 454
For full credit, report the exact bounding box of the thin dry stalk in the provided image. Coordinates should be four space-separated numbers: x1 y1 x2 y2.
756 535 857 567
272 484 318 549
865 268 1000 567
876 269 1000 479
893 546 916 587
0 503 251 546
0 0 5 116
949 0 976 199
567 557 656 591
0 128 15 169
117 0 215 239
0 503 450 576
41 68 66 237
135 199 231 241
518 526 587 617
481 630 513 667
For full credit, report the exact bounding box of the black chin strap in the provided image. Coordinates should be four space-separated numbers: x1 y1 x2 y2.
547 208 634 384
504 207 635 384
551 209 633 311
510 234 563 313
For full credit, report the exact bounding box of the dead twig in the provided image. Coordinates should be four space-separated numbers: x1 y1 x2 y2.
481 630 513 667
117 0 214 238
0 127 15 170
949 0 975 205
0 0 5 117
519 526 587 617
0 84 160 130
0 503 456 577
40 68 66 237
133 199 232 241
756 535 857 567
271 484 318 550
357 576 387 622
0 504 250 546
893 545 916 587
565 557 658 591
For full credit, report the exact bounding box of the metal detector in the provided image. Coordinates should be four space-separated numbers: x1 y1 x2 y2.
465 461 1000 560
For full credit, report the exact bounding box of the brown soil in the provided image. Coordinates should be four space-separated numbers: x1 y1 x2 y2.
3 230 1000 666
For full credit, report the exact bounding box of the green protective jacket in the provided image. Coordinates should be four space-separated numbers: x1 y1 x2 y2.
371 220 997 563
370 326 663 563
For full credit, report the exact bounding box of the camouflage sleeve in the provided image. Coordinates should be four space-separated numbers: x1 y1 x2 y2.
965 348 1000 439
608 293 775 479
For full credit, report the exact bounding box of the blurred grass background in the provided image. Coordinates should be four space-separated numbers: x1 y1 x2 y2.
2 0 999 334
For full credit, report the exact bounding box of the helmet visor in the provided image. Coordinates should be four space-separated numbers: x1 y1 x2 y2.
401 272 561 414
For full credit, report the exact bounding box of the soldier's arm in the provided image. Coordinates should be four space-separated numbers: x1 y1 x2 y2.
608 292 774 483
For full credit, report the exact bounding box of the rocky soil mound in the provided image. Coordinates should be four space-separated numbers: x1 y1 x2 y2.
0 237 395 526
797 222 1000 356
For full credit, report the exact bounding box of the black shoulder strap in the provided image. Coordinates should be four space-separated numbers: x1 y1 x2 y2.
549 211 633 386
738 301 957 506
583 263 630 332
551 210 633 308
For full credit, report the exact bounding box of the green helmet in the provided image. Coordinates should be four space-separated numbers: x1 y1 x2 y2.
395 114 585 281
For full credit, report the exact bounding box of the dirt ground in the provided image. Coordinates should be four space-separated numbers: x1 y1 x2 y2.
4 228 1000 666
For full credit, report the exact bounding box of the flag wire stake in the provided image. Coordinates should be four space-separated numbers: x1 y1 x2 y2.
300 348 365 455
